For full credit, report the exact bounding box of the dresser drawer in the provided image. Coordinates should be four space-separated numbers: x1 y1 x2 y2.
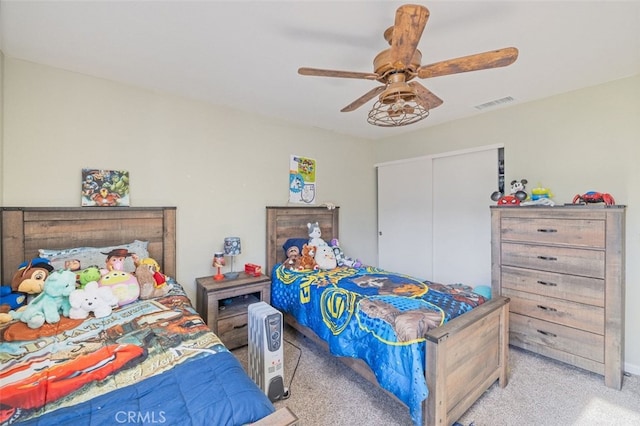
501 217 605 248
501 266 604 306
510 313 604 363
502 242 605 278
218 313 249 348
503 288 604 334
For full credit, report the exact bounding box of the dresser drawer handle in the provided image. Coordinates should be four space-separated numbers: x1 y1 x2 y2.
537 280 557 287
233 324 248 330
537 228 558 233
537 305 557 312
537 255 558 261
537 330 557 338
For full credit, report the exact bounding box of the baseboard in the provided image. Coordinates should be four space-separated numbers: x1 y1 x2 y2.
624 361 640 376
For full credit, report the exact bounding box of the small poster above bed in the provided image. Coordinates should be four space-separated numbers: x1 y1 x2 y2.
289 155 316 204
81 169 130 207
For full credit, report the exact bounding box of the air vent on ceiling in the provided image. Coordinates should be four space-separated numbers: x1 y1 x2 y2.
474 96 515 110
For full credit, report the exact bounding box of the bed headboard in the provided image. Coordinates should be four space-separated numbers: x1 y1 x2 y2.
265 206 339 276
1 207 176 284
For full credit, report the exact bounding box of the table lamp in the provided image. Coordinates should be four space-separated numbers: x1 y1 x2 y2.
224 237 241 279
212 252 225 281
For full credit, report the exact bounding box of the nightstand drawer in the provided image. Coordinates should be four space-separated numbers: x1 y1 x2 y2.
501 266 604 306
219 314 250 348
503 288 604 334
502 242 604 277
501 217 605 248
510 313 604 363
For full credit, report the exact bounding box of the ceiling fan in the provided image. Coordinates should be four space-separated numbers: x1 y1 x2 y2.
298 4 518 126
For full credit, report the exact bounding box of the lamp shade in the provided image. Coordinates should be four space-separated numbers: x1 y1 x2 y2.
224 237 241 256
213 252 225 268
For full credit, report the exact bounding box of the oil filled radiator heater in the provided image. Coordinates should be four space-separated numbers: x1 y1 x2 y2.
248 302 285 402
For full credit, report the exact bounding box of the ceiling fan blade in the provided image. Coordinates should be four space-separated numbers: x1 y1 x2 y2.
417 47 519 79
408 81 443 110
390 5 430 69
341 86 385 112
298 67 379 80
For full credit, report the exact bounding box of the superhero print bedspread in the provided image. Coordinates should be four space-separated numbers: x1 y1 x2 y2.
0 281 274 425
271 264 486 426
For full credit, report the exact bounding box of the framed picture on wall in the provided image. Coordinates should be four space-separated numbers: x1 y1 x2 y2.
81 169 130 207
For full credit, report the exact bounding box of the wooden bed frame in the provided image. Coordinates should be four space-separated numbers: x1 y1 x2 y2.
0 206 297 426
266 206 510 426
1 207 177 284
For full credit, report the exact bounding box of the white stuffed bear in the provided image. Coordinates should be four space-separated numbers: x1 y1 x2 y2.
69 281 118 319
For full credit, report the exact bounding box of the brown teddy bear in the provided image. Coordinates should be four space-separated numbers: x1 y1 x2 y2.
298 244 318 271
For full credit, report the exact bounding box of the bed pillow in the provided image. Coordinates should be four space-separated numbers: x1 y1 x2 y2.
39 240 149 272
282 238 308 260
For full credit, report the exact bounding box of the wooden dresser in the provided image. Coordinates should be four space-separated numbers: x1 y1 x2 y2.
490 205 625 389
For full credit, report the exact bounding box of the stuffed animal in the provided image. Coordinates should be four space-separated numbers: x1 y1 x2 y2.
69 281 118 319
1 258 54 323
135 261 170 300
10 257 53 295
102 248 135 272
510 179 528 196
99 270 140 306
329 239 362 268
283 246 301 271
10 269 75 329
315 245 337 270
298 244 318 271
307 222 327 247
78 265 102 288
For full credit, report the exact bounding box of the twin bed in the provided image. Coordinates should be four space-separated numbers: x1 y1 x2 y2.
0 207 277 425
0 205 509 426
265 206 510 426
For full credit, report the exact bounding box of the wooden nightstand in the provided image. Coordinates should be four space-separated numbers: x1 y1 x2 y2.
196 273 271 349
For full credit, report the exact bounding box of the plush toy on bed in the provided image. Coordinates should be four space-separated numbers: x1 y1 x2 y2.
10 269 76 329
329 239 362 268
69 281 118 319
307 222 327 247
78 265 102 288
0 258 54 323
99 270 140 306
314 245 337 270
134 258 170 300
298 244 318 270
283 246 301 271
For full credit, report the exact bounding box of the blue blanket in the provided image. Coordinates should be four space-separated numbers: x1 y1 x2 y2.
271 264 485 426
13 350 274 425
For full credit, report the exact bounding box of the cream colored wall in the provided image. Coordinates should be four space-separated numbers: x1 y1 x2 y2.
1 58 378 303
374 74 640 373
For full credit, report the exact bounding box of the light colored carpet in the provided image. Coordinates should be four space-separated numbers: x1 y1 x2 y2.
232 326 640 425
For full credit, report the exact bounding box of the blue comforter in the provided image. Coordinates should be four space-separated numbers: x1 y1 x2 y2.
14 350 274 425
271 264 485 426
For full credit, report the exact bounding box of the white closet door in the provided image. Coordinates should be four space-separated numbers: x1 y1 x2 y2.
377 158 432 279
431 148 497 286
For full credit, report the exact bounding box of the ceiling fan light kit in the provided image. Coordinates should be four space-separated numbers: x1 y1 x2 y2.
297 4 518 128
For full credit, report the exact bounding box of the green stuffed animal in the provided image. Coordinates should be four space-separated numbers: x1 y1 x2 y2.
78 266 102 288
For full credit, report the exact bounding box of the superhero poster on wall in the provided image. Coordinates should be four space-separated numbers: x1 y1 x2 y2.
289 155 316 204
81 169 130 207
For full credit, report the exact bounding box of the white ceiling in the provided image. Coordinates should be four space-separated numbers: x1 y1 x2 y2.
1 0 639 140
